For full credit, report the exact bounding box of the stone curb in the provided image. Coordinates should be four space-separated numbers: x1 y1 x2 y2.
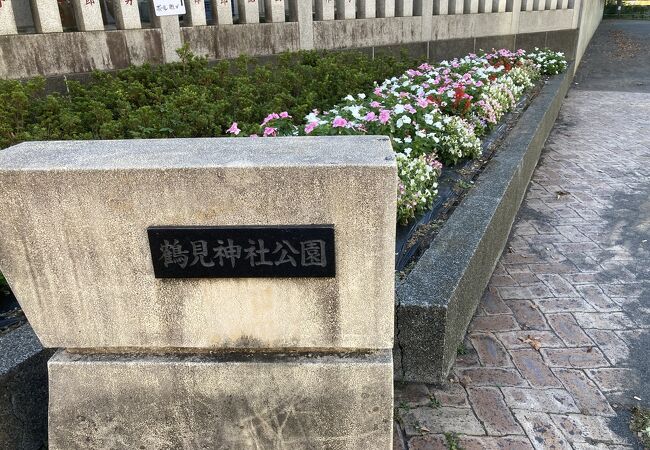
394 64 575 383
0 324 52 449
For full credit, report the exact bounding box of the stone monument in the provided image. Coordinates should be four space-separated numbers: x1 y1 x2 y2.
0 136 397 448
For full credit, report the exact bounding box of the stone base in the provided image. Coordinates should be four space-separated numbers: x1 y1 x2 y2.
48 349 393 449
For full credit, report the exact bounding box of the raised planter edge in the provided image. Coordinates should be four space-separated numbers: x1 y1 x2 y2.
394 64 575 383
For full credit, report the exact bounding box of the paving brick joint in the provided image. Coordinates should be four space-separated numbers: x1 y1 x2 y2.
395 20 649 450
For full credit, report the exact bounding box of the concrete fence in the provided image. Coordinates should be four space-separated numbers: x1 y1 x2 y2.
0 0 603 79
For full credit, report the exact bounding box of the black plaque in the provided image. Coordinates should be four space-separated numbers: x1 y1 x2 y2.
148 225 335 279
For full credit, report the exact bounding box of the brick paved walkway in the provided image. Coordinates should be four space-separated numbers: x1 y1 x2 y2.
394 21 650 450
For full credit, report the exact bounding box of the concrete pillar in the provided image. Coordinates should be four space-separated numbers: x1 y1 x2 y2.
335 0 355 19
70 0 104 31
211 0 234 24
545 0 557 9
479 0 493 12
357 0 376 18
30 0 63 33
152 14 182 62
289 0 313 49
396 0 413 15
112 0 142 29
263 0 285 21
509 0 521 31
0 0 18 35
494 0 506 11
0 136 397 449
571 0 580 27
377 0 395 16
448 0 464 14
314 0 335 19
184 0 207 25
419 0 433 40
237 0 259 22
464 0 478 12
433 0 448 14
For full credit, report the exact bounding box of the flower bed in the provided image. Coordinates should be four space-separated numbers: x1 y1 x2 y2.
229 48 568 225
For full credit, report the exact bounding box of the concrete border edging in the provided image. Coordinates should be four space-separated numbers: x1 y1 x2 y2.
394 64 575 383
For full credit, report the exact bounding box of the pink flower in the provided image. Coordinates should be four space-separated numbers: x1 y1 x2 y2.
332 117 348 128
370 101 382 108
374 87 384 96
379 109 391 125
399 92 409 98
261 113 280 126
304 121 319 134
279 111 290 119
364 112 378 122
263 127 277 137
404 104 417 114
417 97 429 108
226 122 241 136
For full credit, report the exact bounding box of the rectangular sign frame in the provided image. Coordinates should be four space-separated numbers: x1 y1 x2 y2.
148 225 336 279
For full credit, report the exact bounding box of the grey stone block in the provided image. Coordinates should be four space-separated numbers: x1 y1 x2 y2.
0 136 396 351
0 325 53 450
48 349 394 449
395 65 575 383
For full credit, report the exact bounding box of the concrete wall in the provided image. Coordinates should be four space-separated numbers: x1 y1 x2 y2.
0 2 603 80
575 0 605 68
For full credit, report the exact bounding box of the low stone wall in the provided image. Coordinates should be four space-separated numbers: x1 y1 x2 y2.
394 63 575 383
0 2 600 79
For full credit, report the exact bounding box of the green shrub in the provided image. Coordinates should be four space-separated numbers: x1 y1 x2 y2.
0 46 417 149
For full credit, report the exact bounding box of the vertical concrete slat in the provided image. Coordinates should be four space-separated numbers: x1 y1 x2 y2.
479 0 493 13
152 12 182 62
314 0 335 19
508 0 521 32
264 0 285 22
448 0 464 14
184 0 208 25
419 0 432 41
570 0 580 27
377 0 395 16
31 0 63 33
521 0 533 11
357 0 376 18
211 0 234 24
335 0 355 19
71 0 104 31
494 0 506 11
237 0 259 23
432 0 447 13
545 0 557 9
396 0 413 16
0 0 18 35
433 0 448 14
464 0 478 12
532 0 544 10
289 0 313 49
112 0 141 29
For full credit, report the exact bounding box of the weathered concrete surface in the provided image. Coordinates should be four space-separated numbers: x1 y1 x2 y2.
182 22 300 60
395 65 575 383
48 349 394 449
0 136 396 351
0 325 53 450
0 29 163 79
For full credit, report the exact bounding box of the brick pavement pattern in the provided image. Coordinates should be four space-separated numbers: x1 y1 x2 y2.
394 22 650 450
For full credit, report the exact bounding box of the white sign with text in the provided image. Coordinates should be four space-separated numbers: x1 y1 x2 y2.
153 0 186 16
